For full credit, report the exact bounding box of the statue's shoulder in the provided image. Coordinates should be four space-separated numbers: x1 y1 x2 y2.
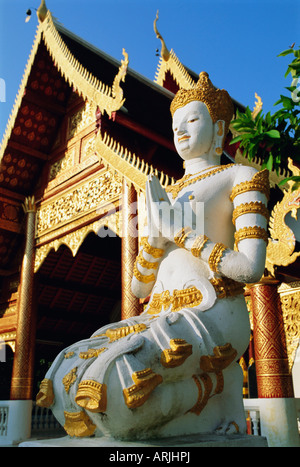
232 164 259 186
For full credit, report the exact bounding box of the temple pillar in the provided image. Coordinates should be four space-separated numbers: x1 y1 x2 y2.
249 277 294 398
249 277 300 447
121 179 141 320
10 197 37 401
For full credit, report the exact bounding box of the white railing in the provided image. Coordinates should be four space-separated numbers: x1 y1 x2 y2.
31 402 63 434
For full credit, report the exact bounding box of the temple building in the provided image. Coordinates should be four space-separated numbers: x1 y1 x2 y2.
0 3 299 444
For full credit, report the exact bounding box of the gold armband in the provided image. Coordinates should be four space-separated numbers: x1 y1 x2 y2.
140 237 165 259
208 243 227 273
133 261 156 284
232 202 269 225
234 226 268 249
230 169 270 202
191 235 209 258
174 227 192 249
137 250 159 270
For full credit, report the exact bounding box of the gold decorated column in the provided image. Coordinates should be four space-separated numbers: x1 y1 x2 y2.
121 179 141 320
249 277 294 398
10 197 37 400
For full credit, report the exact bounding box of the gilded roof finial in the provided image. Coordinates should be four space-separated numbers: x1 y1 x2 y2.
37 0 48 23
153 10 170 62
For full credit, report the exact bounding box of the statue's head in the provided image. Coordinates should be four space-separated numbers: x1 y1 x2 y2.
171 72 234 160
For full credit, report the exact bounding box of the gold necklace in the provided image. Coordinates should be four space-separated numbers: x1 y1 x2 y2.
165 164 235 198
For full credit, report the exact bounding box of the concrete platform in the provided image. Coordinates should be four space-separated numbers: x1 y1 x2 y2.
19 433 268 447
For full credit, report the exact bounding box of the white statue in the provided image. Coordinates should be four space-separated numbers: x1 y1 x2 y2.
36 72 269 440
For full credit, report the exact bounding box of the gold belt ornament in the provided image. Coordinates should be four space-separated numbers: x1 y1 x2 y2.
147 278 245 315
147 286 203 314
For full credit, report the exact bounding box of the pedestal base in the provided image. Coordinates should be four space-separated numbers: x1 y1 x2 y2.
19 433 268 448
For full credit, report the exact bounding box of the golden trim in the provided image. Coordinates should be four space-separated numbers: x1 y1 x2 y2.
64 410 96 437
191 235 209 258
133 262 156 284
36 378 54 408
42 11 128 117
189 373 213 416
230 169 270 201
95 132 172 194
123 368 163 409
174 227 192 248
147 286 203 314
161 338 193 368
210 277 245 299
136 250 159 270
165 164 234 199
208 243 227 273
75 380 107 413
234 226 268 248
232 201 269 225
140 237 165 258
200 343 238 373
105 324 147 342
79 348 107 359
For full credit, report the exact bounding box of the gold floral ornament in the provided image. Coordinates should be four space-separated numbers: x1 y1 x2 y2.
147 287 203 314
170 72 234 147
62 367 77 394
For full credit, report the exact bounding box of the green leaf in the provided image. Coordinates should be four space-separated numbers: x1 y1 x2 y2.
230 135 243 144
278 49 294 57
265 129 281 138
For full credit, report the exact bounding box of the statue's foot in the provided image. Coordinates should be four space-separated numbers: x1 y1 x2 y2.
123 368 163 409
215 420 240 435
161 338 193 368
75 380 107 413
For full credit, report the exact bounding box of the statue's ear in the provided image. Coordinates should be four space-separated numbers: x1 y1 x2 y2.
214 120 225 155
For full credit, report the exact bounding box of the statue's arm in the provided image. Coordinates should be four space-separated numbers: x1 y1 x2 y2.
185 166 269 283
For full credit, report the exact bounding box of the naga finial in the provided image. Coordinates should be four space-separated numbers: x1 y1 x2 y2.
153 10 170 62
37 0 48 23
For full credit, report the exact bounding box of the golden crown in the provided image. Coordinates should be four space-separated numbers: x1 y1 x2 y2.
170 72 234 139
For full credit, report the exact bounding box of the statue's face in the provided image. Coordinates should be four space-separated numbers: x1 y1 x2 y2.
172 100 214 161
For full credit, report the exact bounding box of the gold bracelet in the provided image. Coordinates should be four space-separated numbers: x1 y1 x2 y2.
140 237 165 259
133 261 156 284
191 235 209 258
230 169 270 202
137 250 159 270
234 226 268 249
232 202 269 225
174 227 192 249
208 243 227 273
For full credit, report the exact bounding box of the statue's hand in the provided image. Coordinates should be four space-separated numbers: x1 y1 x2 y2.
146 175 183 244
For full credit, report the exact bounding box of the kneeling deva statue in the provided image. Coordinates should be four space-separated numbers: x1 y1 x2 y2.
37 72 269 440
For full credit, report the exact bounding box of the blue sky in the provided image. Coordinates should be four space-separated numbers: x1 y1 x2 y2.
0 0 299 141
